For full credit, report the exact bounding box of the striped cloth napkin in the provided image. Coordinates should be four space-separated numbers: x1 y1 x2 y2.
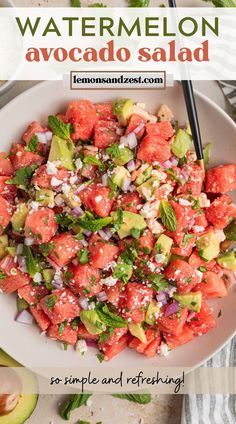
181 82 236 424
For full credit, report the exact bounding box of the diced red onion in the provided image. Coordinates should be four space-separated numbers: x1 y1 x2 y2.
0 255 13 271
162 160 173 169
127 133 138 149
35 132 48 144
127 160 136 172
156 291 168 305
24 237 34 246
187 311 196 322
17 256 27 274
180 170 189 185
83 230 92 237
15 310 34 325
71 206 84 217
96 291 108 302
78 296 89 310
52 278 63 289
47 258 61 271
164 300 180 317
98 228 112 241
128 184 136 193
101 173 108 187
54 194 64 207
169 156 179 167
80 239 89 248
116 128 124 136
75 184 86 194
133 122 145 134
86 340 97 348
122 177 131 192
72 258 79 266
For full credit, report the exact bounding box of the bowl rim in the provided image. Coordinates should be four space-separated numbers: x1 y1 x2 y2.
0 80 236 374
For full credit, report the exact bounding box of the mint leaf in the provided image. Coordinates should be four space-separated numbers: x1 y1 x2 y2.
23 245 40 277
128 0 150 6
24 135 39 153
83 155 104 171
71 0 81 7
159 200 177 232
166 168 182 185
96 353 104 363
58 321 66 336
60 394 92 420
45 294 58 310
182 234 194 247
112 393 151 404
48 115 71 140
130 228 141 239
0 270 6 279
149 274 168 291
38 242 55 257
7 165 38 186
78 217 112 232
77 248 89 264
96 304 127 328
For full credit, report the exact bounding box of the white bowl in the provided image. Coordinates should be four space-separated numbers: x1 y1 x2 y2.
0 81 235 371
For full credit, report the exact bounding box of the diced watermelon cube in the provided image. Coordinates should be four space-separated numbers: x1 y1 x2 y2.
77 323 99 341
0 195 12 235
18 283 49 305
22 121 46 144
94 120 120 148
194 271 227 299
0 152 14 176
66 100 98 142
146 121 174 140
206 164 236 193
137 135 171 164
120 282 153 323
114 192 143 214
164 259 201 294
178 164 204 196
88 233 119 269
30 305 51 331
126 114 146 139
95 102 116 121
48 232 83 267
0 255 30 293
10 144 43 171
24 207 58 244
79 183 114 218
205 194 236 229
164 324 194 349
32 165 70 189
157 305 188 336
68 263 101 297
0 176 17 203
187 302 215 336
48 324 78 345
40 288 80 324
101 334 131 361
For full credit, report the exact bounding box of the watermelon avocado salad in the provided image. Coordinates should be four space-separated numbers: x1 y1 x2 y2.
0 98 236 362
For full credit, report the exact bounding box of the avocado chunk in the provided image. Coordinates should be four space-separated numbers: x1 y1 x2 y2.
113 257 133 283
112 210 146 239
0 349 38 424
171 129 192 158
17 297 29 312
0 235 8 260
224 219 236 241
135 165 153 186
173 291 202 312
154 234 173 266
113 147 134 166
216 250 236 270
128 322 147 343
137 177 160 200
6 247 16 257
196 232 220 262
112 98 133 126
145 300 161 325
42 269 55 289
48 135 75 171
111 166 131 189
36 189 55 207
80 310 106 335
11 204 28 233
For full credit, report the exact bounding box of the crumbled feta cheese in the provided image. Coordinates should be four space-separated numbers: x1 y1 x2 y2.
198 193 210 208
75 158 83 170
46 161 58 175
86 398 93 407
132 104 157 123
30 201 40 211
157 104 174 121
69 175 78 185
75 339 87 355
159 342 170 356
140 200 160 219
151 169 167 181
146 218 164 235
165 285 177 297
51 177 62 187
33 272 42 283
214 229 226 243
101 276 118 287
178 198 192 206
88 302 96 310
147 261 156 272
95 195 102 202
192 225 205 233
61 183 71 195
103 261 117 271
155 254 165 264
196 270 203 280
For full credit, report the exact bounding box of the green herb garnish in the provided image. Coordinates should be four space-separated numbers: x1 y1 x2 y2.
112 393 151 404
24 135 39 153
45 294 58 310
60 394 92 420
7 165 38 186
48 115 71 140
77 248 89 264
159 200 177 232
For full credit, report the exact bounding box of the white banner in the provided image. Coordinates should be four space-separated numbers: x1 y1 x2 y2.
0 7 235 81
